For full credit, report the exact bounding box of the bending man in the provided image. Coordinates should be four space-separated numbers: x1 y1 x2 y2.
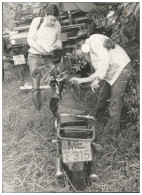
70 34 132 135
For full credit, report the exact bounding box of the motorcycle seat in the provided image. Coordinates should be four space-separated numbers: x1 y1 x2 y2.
58 92 88 124
58 92 87 114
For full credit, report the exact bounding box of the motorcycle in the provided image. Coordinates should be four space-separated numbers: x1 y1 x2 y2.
49 68 103 191
32 56 102 191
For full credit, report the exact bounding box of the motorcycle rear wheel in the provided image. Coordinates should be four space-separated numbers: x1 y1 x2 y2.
71 170 86 191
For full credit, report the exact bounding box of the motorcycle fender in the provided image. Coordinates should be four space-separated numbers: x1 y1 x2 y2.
67 162 84 171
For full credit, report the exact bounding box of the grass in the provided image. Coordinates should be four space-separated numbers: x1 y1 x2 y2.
2 63 140 192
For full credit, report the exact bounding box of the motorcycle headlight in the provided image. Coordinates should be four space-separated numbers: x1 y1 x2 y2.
11 39 16 45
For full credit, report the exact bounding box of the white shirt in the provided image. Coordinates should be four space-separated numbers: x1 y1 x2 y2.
86 34 131 86
27 17 62 54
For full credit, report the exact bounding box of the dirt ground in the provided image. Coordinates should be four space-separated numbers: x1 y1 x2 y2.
2 62 140 192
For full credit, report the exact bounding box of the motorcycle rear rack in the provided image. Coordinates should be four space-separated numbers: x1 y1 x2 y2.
57 113 96 141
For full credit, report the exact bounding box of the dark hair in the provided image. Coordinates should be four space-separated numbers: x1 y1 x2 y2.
76 36 85 43
76 37 85 49
103 38 115 50
44 4 59 17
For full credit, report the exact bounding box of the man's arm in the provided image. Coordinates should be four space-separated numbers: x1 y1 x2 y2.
70 36 110 87
70 71 98 85
72 46 110 84
27 17 46 54
89 38 110 81
54 23 62 48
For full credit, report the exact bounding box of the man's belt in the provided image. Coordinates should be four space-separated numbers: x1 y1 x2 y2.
33 53 53 57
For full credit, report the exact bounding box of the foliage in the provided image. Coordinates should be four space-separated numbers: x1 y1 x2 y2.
3 2 16 30
87 3 140 46
2 2 37 30
111 3 140 124
111 3 140 47
87 3 140 124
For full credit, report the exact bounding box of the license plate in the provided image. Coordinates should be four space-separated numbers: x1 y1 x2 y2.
62 140 92 163
13 55 26 65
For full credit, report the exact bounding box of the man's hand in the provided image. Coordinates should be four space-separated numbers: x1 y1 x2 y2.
49 45 57 53
70 77 81 84
90 78 100 93
50 45 62 53
38 45 47 55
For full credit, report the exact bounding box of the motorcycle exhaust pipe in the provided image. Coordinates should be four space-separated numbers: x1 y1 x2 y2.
55 156 65 178
92 143 103 152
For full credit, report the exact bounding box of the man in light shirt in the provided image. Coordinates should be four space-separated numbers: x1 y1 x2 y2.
27 4 62 110
70 34 132 135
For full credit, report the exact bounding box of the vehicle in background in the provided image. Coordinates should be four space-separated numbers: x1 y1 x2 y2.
3 3 96 82
5 3 96 63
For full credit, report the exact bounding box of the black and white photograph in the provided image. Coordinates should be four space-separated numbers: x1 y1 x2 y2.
2 1 140 193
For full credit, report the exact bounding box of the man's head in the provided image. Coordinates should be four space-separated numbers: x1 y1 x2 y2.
44 4 59 26
76 37 85 49
75 37 91 63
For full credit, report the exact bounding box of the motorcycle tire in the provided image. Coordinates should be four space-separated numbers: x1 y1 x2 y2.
49 97 60 117
71 170 86 191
